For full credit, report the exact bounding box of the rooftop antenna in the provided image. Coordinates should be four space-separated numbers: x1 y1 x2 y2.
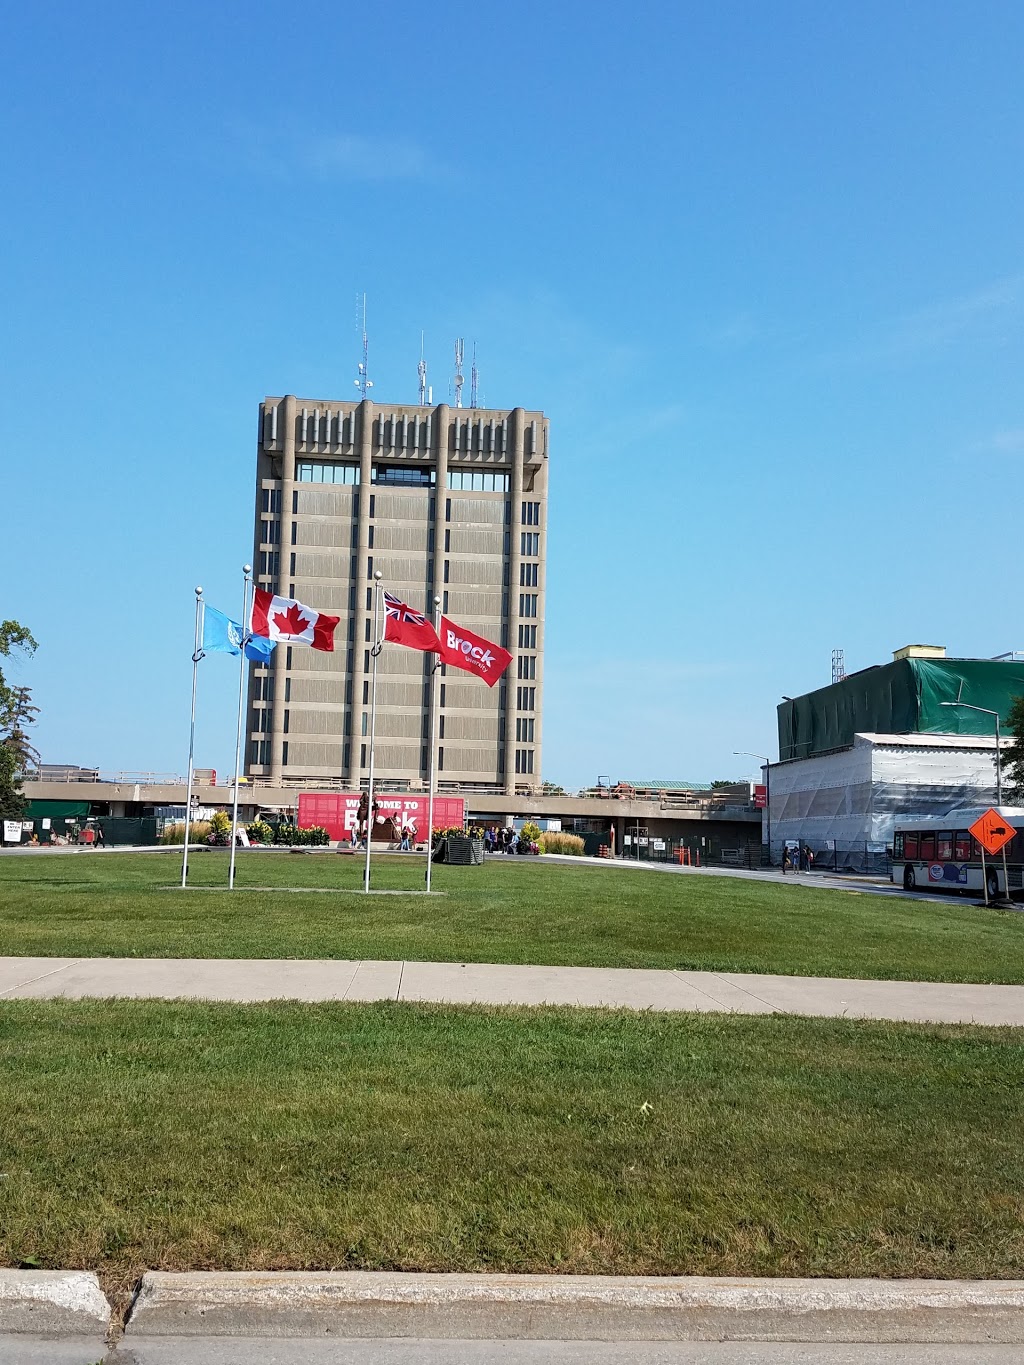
354 293 373 399
453 338 465 409
470 342 479 409
831 648 846 685
417 332 429 406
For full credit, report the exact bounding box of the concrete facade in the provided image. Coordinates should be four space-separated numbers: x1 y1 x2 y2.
248 397 548 796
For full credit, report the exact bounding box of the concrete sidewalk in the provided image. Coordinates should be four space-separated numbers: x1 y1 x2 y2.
2 955 1023 1024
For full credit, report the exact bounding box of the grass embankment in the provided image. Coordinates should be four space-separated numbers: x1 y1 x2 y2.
2 851 1024 982
2 1000 1022 1291
2 851 1023 982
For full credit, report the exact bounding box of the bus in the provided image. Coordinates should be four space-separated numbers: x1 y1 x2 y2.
891 807 1024 899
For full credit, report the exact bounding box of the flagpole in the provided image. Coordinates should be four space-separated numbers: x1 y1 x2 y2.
425 595 442 892
181 586 204 889
228 564 253 890
363 571 383 894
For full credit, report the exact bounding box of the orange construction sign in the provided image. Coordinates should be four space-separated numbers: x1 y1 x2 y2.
969 809 1016 857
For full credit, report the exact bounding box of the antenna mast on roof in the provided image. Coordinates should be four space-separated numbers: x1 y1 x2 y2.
832 649 846 685
354 293 373 399
453 338 465 408
470 342 479 408
417 332 430 406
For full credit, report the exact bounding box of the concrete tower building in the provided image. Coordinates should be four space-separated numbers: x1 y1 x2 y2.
247 396 549 794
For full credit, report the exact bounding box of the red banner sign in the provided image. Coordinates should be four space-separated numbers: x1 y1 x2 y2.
298 792 465 842
753 784 767 810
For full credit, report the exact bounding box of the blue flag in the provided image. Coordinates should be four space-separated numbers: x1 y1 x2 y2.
203 606 277 662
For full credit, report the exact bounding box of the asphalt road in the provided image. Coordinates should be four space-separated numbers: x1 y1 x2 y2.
7 1342 1024 1365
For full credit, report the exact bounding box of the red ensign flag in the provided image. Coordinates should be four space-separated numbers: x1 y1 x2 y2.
383 592 441 653
437 616 512 687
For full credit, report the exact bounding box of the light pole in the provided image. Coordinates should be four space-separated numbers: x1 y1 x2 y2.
735 750 771 865
941 695 1008 900
939 698 1003 806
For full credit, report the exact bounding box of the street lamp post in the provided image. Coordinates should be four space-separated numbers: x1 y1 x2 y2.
940 696 1008 899
735 750 771 866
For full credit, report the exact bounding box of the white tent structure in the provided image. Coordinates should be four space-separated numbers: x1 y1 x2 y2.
767 732 1008 870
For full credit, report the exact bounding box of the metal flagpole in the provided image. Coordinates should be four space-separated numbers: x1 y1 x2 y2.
363 572 383 894
181 586 204 889
424 596 442 891
228 564 253 890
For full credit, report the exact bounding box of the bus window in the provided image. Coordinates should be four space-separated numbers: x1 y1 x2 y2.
937 832 953 861
893 832 905 859
954 832 971 861
972 836 984 860
920 833 936 861
904 832 919 859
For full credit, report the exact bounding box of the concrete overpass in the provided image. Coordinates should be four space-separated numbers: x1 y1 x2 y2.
23 778 762 858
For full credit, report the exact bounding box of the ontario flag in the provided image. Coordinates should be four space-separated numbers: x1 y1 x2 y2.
437 615 512 687
383 592 441 653
249 589 340 652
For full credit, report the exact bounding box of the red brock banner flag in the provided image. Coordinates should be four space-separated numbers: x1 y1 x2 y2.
438 615 512 687
249 589 340 652
383 592 441 653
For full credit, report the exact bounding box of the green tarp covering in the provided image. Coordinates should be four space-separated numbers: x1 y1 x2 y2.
778 658 1024 761
25 799 91 819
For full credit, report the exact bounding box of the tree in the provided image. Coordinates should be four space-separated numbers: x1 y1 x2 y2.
3 687 40 773
540 781 566 795
1002 695 1024 802
0 621 37 729
0 743 27 820
0 623 38 817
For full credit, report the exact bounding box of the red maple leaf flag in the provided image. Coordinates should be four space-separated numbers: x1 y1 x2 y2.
249 589 340 652
437 615 512 687
383 592 441 653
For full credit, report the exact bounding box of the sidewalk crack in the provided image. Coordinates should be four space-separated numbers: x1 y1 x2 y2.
0 959 81 999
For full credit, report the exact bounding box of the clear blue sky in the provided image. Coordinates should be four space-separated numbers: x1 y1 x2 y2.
3 1 1023 788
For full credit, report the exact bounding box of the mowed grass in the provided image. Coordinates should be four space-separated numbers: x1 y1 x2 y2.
2 850 1024 981
1 1000 1022 1292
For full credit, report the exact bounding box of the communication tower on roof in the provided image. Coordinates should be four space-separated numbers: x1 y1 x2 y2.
470 342 480 408
453 338 465 408
832 649 846 685
353 293 373 399
417 332 431 405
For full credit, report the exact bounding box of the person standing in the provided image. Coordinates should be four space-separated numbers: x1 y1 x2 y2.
782 846 792 875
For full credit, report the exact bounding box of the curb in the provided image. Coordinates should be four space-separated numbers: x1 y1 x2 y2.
125 1271 1024 1343
0 1270 110 1336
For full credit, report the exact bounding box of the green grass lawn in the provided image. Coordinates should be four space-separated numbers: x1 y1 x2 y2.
2 999 1022 1293
2 850 1023 981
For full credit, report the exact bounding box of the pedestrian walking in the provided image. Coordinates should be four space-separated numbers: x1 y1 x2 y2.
782 846 791 875
94 823 105 849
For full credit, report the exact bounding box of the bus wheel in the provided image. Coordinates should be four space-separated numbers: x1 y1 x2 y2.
987 869 999 900
903 865 916 890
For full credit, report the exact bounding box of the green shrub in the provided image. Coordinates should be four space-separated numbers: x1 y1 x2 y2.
539 832 586 856
275 824 329 847
520 822 542 844
246 820 275 846
206 811 233 847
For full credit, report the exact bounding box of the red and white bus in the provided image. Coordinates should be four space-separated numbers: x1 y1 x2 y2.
891 807 1024 899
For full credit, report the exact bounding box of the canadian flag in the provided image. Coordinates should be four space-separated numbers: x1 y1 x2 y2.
249 589 340 652
437 616 512 687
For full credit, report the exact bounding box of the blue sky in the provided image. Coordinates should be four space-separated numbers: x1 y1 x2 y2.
3 1 1023 788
